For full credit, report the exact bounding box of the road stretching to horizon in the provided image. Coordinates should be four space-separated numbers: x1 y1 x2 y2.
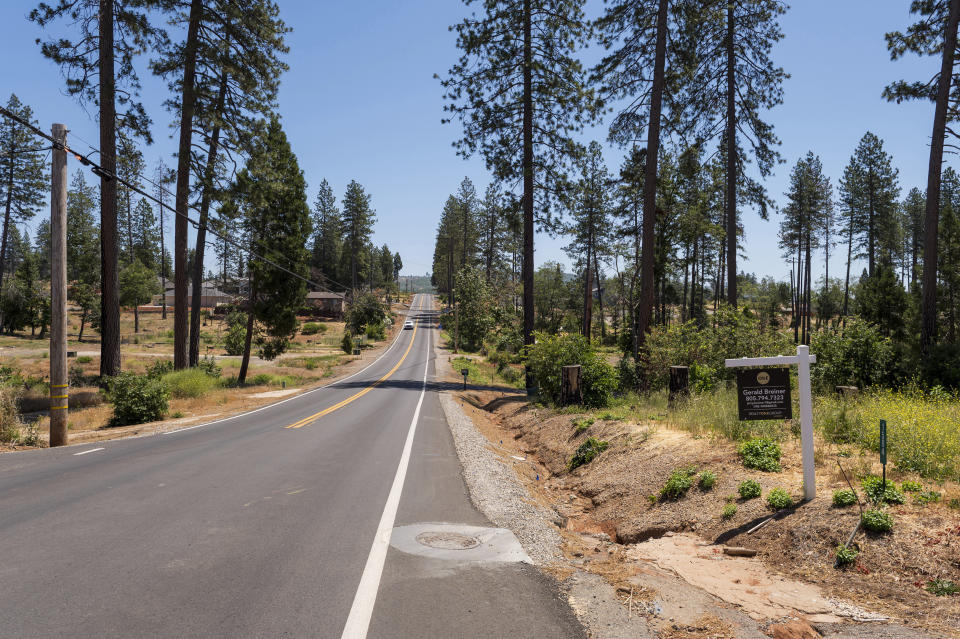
0 294 583 638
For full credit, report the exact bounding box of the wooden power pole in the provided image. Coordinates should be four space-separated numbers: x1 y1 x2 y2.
49 123 68 447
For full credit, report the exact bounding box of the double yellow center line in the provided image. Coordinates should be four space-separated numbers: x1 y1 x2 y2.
284 297 422 430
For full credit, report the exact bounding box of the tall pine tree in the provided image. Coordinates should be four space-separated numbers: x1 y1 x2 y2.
440 0 599 347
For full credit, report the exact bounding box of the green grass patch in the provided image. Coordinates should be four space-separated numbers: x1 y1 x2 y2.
816 388 960 480
721 503 737 519
161 369 223 399
76 355 92 364
572 417 594 434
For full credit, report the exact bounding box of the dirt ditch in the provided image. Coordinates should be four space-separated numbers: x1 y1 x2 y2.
452 387 960 638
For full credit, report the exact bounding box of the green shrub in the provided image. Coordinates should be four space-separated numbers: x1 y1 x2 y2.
0 385 22 443
925 578 960 596
860 476 905 504
198 355 222 378
835 544 859 567
810 319 895 391
572 417 594 434
698 471 717 490
900 480 922 492
861 509 893 533
161 369 221 399
644 305 793 390
721 504 737 519
616 356 640 392
832 489 857 507
341 332 354 354
568 437 609 470
301 322 324 335
525 332 617 408
738 437 782 472
660 469 694 500
109 373 169 426
766 487 793 510
223 311 247 356
365 321 386 341
914 490 941 506
147 359 175 379
76 355 92 364
738 479 762 500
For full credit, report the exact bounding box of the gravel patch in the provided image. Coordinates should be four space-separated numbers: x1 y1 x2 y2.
438 391 563 565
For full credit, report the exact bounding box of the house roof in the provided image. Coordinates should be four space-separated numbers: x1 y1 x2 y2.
306 291 345 300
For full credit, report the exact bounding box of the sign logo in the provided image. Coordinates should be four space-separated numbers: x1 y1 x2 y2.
757 372 770 385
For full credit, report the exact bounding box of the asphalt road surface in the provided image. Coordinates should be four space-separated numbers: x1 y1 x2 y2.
0 294 584 638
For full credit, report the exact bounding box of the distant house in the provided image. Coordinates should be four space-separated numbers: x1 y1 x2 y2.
154 284 235 309
305 291 345 318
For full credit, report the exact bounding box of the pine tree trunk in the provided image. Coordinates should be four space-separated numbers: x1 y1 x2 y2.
682 243 690 322
237 284 256 385
79 310 86 343
595 251 605 341
160 185 167 320
868 172 875 277
637 0 668 346
0 159 13 332
99 0 122 377
173 0 203 370
522 0 535 349
842 212 854 327
583 244 593 338
134 305 139 334
725 2 738 307
189 71 228 367
921 0 960 351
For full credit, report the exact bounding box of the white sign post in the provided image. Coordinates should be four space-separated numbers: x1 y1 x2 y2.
725 345 817 501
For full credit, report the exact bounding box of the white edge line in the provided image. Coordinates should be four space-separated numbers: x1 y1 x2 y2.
163 294 427 436
340 306 431 639
73 447 105 456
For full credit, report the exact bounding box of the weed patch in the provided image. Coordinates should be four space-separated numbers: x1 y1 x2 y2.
861 509 893 533
738 437 782 472
738 479 762 500
569 437 609 471
660 468 695 500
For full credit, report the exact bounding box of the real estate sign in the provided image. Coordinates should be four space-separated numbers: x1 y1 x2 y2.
736 368 791 421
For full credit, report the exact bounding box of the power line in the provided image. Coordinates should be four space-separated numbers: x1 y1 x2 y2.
0 104 334 293
67 125 358 293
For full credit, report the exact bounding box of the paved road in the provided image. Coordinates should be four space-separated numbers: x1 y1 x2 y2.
0 294 583 638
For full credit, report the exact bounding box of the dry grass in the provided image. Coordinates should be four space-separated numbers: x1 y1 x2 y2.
3 306 402 446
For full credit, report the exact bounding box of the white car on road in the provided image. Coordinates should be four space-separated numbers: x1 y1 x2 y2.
403 320 414 330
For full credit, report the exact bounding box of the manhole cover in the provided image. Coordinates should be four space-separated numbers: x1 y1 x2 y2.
415 531 481 550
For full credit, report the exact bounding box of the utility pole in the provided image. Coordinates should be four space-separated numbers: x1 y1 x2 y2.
49 123 68 447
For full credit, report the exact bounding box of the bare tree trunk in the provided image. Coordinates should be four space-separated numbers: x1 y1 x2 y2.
637 0 668 346
173 0 203 370
189 71 228 367
237 283 256 385
0 159 13 331
99 0 122 377
522 0 535 349
921 0 960 351
725 2 738 307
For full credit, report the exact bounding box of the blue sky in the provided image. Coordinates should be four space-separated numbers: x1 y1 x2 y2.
0 0 941 280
